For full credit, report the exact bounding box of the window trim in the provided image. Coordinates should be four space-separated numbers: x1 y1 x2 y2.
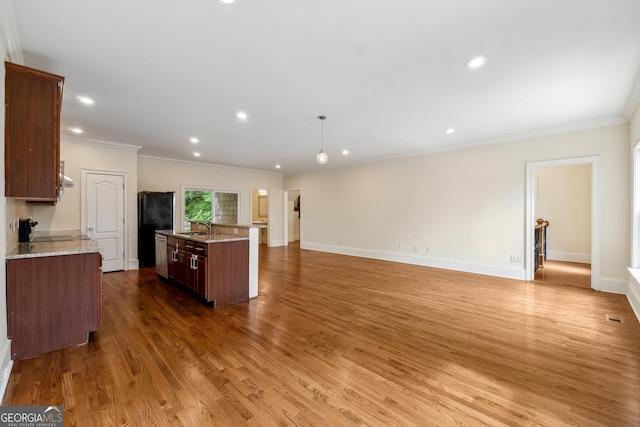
632 141 640 268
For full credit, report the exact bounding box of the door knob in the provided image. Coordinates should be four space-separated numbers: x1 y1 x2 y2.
88 227 94 231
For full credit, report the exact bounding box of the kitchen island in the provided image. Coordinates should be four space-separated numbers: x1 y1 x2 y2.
6 233 102 360
156 225 261 307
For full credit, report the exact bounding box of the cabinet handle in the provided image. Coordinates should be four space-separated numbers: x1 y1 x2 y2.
195 247 204 251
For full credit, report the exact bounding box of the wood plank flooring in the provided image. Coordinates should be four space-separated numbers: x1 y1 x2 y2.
535 259 592 289
3 243 640 426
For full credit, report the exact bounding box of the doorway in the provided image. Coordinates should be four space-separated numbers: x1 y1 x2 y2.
252 189 269 245
82 170 127 272
283 189 301 247
525 157 601 289
533 164 592 288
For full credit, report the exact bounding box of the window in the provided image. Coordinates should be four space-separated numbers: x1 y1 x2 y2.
184 189 212 228
182 186 241 229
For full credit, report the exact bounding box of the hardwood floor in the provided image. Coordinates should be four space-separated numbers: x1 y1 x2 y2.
535 259 592 289
3 243 640 426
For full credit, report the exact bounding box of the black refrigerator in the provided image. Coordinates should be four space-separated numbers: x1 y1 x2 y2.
138 191 174 268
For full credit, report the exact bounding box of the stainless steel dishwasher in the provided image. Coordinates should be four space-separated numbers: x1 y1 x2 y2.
155 233 168 278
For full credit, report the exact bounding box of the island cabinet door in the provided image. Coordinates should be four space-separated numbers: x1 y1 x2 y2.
167 237 187 285
194 255 208 299
167 237 177 280
175 250 187 286
167 245 177 281
208 240 249 307
184 241 197 292
7 252 102 360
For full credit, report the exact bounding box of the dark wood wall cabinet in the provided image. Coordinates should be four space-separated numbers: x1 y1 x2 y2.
4 62 64 202
7 252 102 360
166 236 249 307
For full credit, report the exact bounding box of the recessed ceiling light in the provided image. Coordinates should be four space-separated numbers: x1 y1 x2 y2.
76 96 94 105
342 149 349 155
275 164 281 169
193 152 201 157
236 112 247 120
445 128 456 134
465 56 487 69
218 0 236 3
69 127 83 134
190 137 199 143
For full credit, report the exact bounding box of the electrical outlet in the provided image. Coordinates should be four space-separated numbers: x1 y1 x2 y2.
398 244 403 250
233 228 238 235
425 246 431 253
413 245 419 252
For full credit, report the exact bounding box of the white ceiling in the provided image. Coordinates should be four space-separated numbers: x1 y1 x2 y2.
7 0 640 174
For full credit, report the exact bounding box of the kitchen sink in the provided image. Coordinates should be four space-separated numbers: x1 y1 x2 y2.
176 231 225 238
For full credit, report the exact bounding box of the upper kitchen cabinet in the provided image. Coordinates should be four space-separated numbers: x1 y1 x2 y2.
4 62 64 202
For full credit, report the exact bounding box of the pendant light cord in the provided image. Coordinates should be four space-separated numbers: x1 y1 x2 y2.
318 115 326 151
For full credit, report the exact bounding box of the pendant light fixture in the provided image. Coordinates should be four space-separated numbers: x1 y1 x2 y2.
316 115 328 165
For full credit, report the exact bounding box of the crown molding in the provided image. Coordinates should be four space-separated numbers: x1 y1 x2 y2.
62 135 142 152
624 67 640 120
0 2 23 64
137 154 284 176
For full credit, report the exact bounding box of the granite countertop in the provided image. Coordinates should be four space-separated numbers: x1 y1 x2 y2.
7 236 102 260
156 230 249 243
213 223 267 229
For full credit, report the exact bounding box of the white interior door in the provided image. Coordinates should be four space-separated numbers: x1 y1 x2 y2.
86 173 125 272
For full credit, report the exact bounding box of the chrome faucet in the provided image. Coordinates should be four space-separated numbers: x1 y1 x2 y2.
194 221 211 233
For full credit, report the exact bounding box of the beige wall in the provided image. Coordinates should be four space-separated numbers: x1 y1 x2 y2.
535 164 591 262
138 156 284 246
285 124 629 285
32 140 139 268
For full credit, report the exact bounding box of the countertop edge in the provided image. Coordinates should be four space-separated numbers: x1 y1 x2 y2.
156 230 250 243
6 242 102 260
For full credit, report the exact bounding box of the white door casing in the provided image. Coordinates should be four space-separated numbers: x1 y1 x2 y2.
525 156 600 289
85 172 126 272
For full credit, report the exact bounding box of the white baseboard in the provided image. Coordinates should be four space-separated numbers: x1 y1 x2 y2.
128 259 140 270
626 269 640 322
301 242 526 280
0 339 13 401
599 276 629 294
628 283 640 322
546 251 591 264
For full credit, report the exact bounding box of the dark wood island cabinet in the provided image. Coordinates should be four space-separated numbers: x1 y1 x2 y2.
165 234 249 307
